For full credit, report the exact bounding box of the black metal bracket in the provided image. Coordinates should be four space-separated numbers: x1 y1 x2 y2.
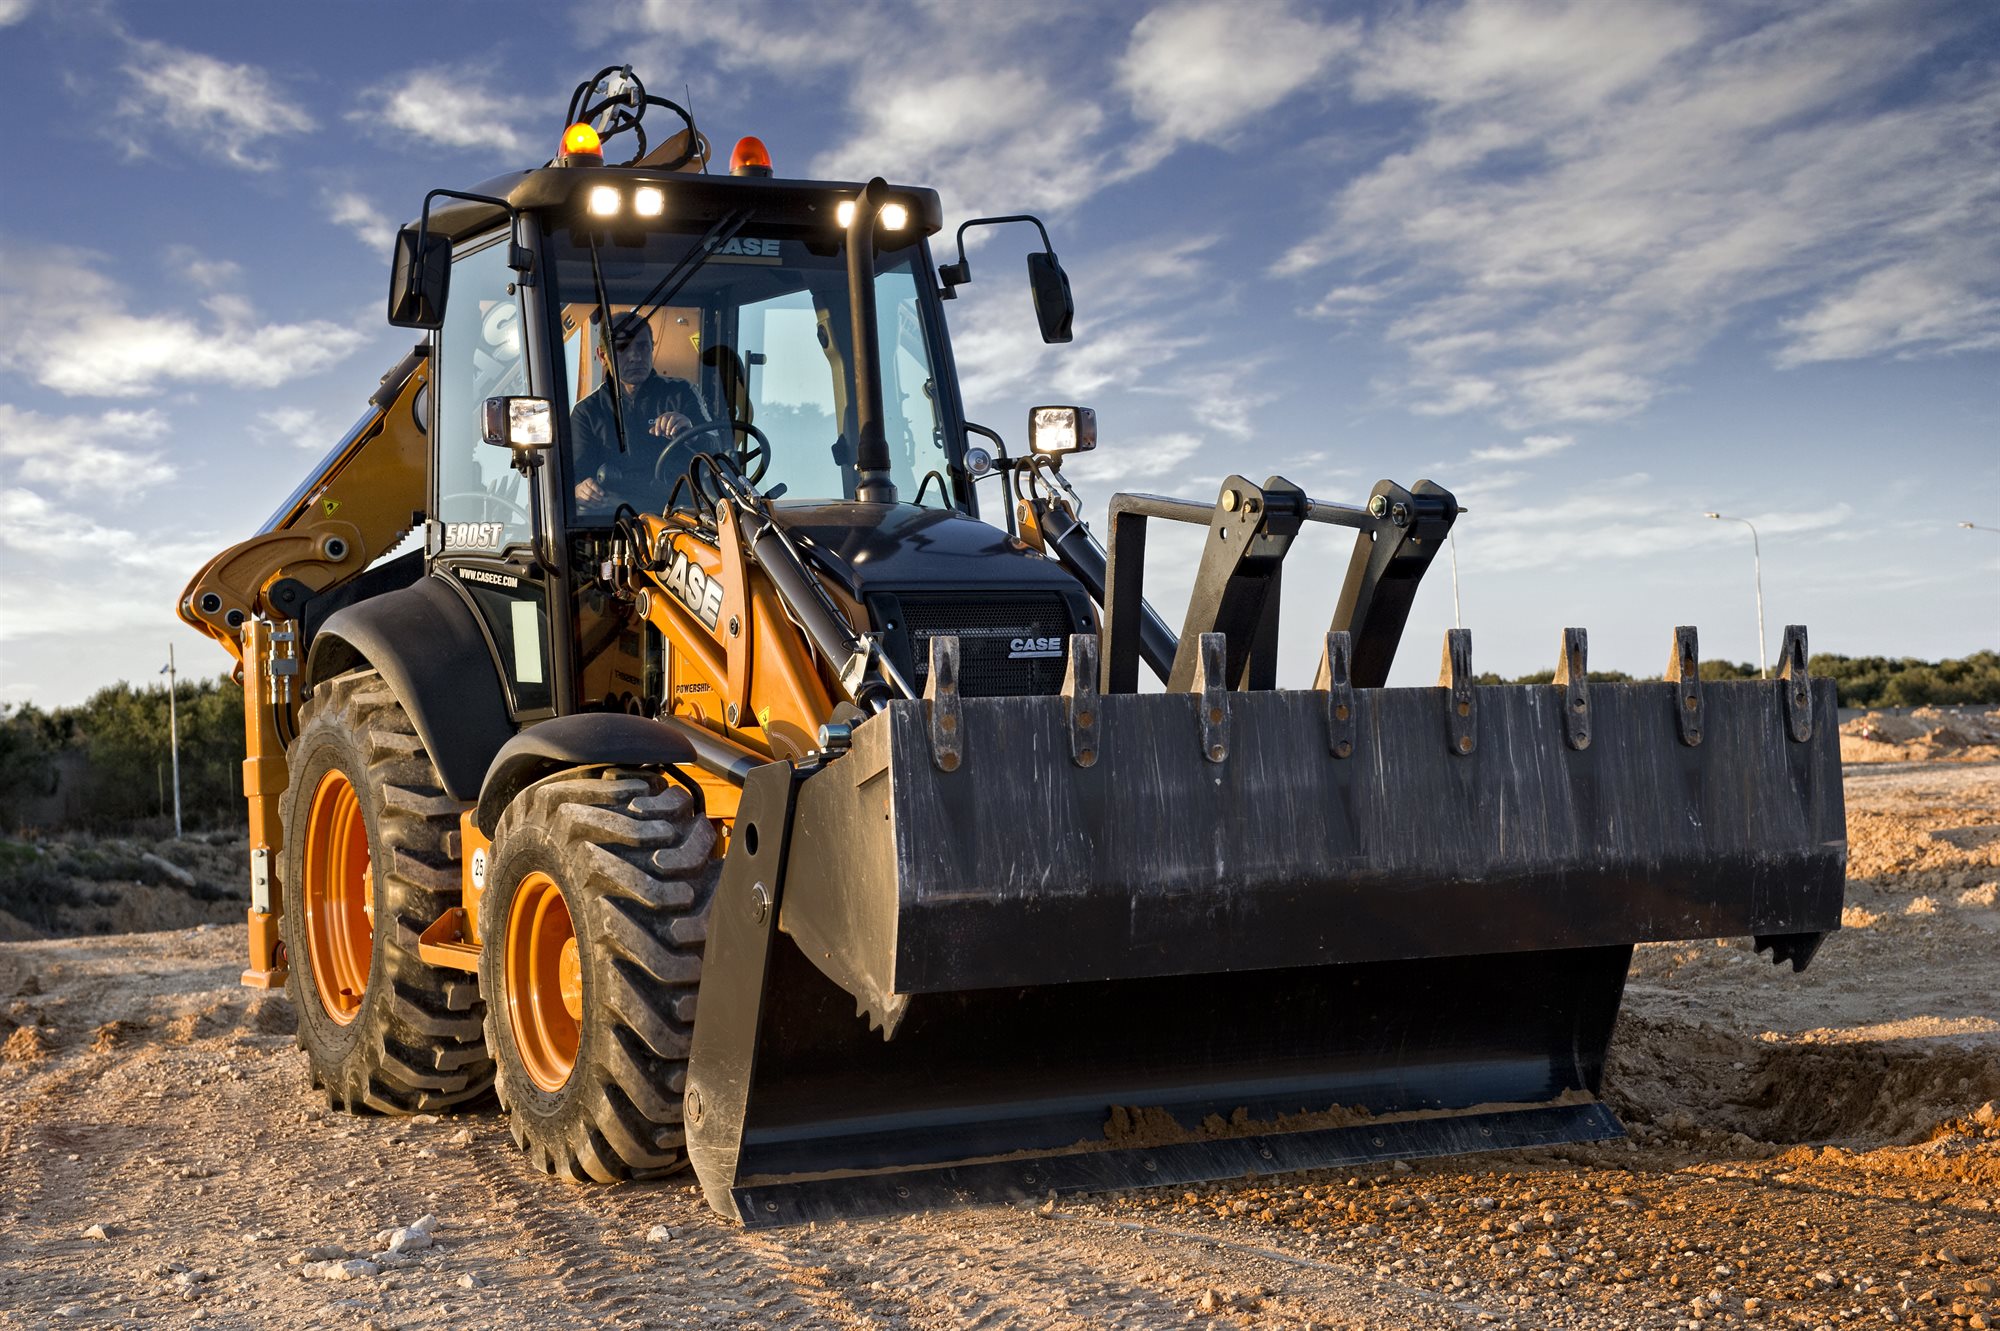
1555 628 1591 751
1754 931 1825 973
1439 628 1475 756
1313 479 1459 689
1666 626 1704 747
1100 493 1209 692
1779 625 1813 743
1324 630 1355 759
1061 634 1100 767
684 761 807 1224
925 635 963 772
1195 632 1229 762
1164 476 1306 693
1096 474 1456 694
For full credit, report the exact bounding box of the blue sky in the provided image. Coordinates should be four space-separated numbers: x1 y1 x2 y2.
0 0 1994 707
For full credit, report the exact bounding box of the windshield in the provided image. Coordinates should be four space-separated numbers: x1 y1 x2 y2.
547 222 953 522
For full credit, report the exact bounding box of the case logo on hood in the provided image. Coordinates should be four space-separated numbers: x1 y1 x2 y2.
1007 636 1064 659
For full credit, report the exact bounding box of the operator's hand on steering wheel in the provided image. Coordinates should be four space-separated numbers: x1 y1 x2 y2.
648 411 693 440
575 475 607 505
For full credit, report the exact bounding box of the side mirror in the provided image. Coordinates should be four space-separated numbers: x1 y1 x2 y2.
388 225 451 329
1028 405 1095 460
482 396 553 471
1026 251 1074 344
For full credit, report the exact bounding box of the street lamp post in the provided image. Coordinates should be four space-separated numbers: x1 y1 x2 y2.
160 645 183 840
1447 530 1462 629
1703 512 1768 679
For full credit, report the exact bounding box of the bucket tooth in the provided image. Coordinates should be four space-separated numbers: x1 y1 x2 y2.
924 635 962 771
1061 634 1100 767
1438 627 1475 756
1322 630 1355 759
1666 625 1703 746
1554 628 1591 751
1779 625 1813 742
1194 632 1228 762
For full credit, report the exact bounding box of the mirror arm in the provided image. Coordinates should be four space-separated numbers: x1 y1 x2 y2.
937 214 1058 297
416 188 525 270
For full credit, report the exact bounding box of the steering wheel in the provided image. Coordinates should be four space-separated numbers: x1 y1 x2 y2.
651 419 772 486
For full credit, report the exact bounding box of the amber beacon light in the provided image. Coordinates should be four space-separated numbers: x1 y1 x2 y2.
559 122 603 166
730 135 773 177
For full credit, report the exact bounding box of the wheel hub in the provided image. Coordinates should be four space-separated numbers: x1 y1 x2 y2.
300 769 373 1024
505 870 581 1093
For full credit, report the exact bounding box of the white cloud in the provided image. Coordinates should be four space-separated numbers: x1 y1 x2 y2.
1118 0 1357 162
814 66 1112 218
0 245 367 399
115 39 314 170
618 2 1271 223
1455 471 1853 575
1062 430 1202 489
1275 0 2000 427
325 190 397 254
0 403 175 498
352 68 534 157
1777 259 2000 366
0 0 34 27
1469 433 1573 464
255 405 346 451
0 486 225 647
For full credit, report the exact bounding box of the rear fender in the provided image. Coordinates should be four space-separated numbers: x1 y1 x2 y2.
306 575 514 802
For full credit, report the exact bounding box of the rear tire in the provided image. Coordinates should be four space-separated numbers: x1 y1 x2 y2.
480 771 717 1182
279 670 494 1112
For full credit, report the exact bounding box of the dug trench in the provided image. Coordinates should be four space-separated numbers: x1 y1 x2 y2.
1 761 1996 1330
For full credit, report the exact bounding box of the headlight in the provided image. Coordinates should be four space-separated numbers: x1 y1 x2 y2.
633 186 664 217
587 185 621 217
1028 405 1097 457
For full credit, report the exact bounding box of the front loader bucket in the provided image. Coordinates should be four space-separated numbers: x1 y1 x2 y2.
684 630 1845 1227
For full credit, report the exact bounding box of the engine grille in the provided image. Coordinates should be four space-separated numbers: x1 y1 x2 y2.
889 591 1081 698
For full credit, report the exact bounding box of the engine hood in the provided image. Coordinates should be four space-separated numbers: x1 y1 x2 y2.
765 501 1083 600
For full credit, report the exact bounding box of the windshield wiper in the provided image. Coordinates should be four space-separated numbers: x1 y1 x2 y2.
585 239 630 456
583 209 752 460
628 208 750 325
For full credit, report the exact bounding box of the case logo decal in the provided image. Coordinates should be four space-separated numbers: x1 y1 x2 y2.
1008 636 1064 659
663 550 724 630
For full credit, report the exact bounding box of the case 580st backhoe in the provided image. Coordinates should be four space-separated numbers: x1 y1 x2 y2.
180 69 1846 1226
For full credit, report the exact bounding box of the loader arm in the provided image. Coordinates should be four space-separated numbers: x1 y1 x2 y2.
178 348 431 671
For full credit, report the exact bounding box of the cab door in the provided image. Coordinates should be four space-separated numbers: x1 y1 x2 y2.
430 233 554 718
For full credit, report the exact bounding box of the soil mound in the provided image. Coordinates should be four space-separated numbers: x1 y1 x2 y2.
1841 706 2000 763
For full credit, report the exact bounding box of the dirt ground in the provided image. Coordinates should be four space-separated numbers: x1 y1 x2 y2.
2 763 1996 1330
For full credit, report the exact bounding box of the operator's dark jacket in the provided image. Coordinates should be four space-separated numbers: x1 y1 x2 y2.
570 372 712 499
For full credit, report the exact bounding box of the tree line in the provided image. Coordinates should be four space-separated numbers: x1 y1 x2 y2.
1480 649 1999 707
2 678 245 833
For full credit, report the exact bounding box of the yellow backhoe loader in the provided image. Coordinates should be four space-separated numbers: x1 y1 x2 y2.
181 67 1847 1225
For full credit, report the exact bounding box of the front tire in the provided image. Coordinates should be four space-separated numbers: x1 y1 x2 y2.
480 771 717 1182
278 670 493 1112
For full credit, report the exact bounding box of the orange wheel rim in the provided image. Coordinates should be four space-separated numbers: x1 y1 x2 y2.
506 871 580 1092
301 769 373 1024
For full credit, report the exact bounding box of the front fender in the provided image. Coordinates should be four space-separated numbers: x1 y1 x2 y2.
306 575 514 802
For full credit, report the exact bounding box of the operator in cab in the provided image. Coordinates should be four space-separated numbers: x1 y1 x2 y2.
571 311 714 515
